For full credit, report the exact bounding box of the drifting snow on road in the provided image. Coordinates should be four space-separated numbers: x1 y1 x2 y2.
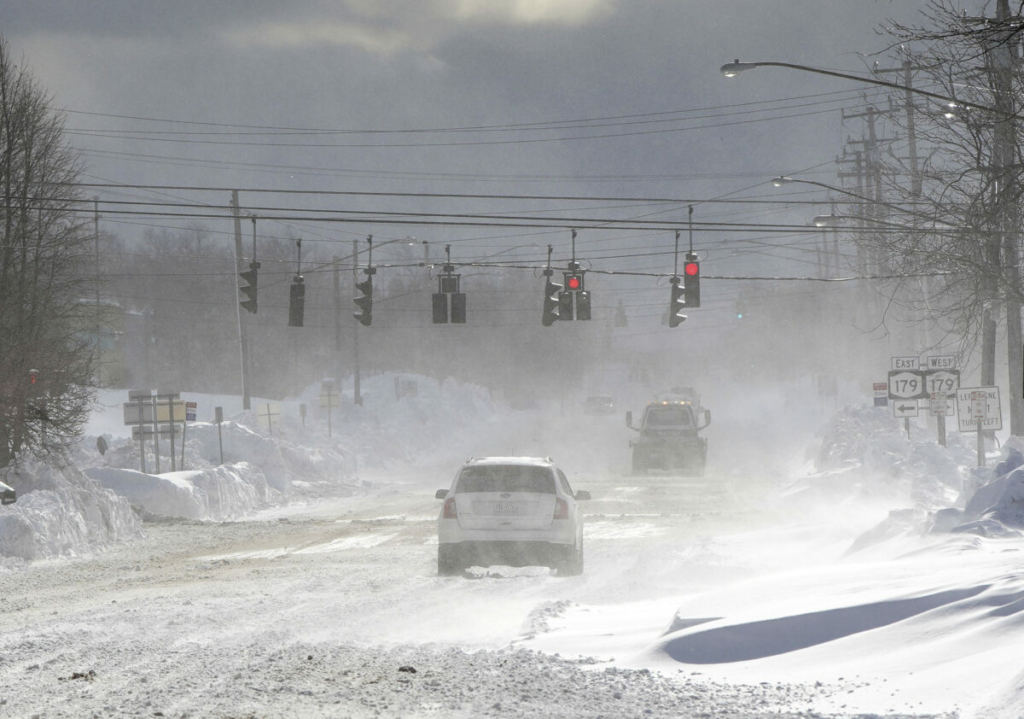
2 379 1023 717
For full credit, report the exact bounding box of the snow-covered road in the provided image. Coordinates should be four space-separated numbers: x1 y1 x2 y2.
0 466 912 719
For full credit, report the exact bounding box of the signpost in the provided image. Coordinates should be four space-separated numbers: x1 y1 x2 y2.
124 389 153 472
924 362 959 447
888 364 925 437
155 391 181 472
887 356 960 445
215 406 224 465
320 382 339 437
181 401 197 469
956 386 1001 467
257 402 280 434
872 382 888 408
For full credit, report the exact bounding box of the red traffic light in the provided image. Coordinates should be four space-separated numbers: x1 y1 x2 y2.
567 276 581 290
684 261 699 276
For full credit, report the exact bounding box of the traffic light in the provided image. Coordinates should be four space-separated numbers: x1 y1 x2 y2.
668 277 686 328
683 254 700 308
565 273 584 291
433 274 466 324
541 276 562 326
239 261 260 314
450 292 466 323
288 276 305 327
354 274 373 326
432 293 448 324
575 291 591 321
559 290 574 320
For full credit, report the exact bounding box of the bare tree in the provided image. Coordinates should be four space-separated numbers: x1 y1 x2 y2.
0 36 95 469
859 1 1024 430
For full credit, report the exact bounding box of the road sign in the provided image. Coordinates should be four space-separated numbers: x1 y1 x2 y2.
888 369 927 400
131 424 181 440
893 400 919 418
924 369 960 396
257 402 280 432
185 401 197 422
891 356 919 370
927 355 957 370
928 393 955 417
873 382 888 407
123 402 156 425
956 386 1002 432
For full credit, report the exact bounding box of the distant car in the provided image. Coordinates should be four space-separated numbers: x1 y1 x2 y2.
0 479 15 505
435 457 590 576
583 395 616 415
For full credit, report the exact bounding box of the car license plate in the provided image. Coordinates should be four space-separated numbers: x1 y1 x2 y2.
493 502 518 515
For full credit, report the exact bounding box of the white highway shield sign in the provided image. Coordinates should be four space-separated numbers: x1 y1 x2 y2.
888 370 927 400
924 369 960 396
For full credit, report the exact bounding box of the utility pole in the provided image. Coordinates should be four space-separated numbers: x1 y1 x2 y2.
333 256 342 354
842 105 894 276
93 197 102 387
991 0 1023 433
352 239 362 406
231 191 252 411
874 59 924 198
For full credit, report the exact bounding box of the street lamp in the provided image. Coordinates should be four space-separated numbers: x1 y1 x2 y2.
771 176 939 224
720 59 1005 116
726 58 1023 433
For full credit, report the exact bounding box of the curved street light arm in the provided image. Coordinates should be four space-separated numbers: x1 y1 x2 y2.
721 60 1007 117
772 176 942 225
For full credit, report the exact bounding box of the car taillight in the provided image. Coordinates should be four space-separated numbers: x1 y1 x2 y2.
443 497 458 519
553 497 569 520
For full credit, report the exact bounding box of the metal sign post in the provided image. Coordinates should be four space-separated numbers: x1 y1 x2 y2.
124 389 154 472
181 401 197 469
154 391 181 472
215 406 224 465
924 360 959 448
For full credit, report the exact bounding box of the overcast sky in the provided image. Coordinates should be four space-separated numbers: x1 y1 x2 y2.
0 0 955 325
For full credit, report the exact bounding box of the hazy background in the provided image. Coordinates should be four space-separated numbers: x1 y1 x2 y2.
0 0 963 415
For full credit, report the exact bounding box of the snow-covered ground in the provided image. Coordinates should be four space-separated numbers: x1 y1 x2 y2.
2 375 1024 717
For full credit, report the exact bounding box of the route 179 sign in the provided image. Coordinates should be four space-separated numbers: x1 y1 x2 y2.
888 369 927 400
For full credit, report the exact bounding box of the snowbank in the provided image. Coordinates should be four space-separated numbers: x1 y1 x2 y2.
0 459 141 561
2 373 507 560
83 463 274 521
806 405 968 508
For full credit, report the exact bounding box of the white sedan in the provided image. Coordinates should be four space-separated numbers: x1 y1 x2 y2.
435 456 590 576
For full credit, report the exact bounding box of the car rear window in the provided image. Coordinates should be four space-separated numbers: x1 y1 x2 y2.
457 465 555 493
